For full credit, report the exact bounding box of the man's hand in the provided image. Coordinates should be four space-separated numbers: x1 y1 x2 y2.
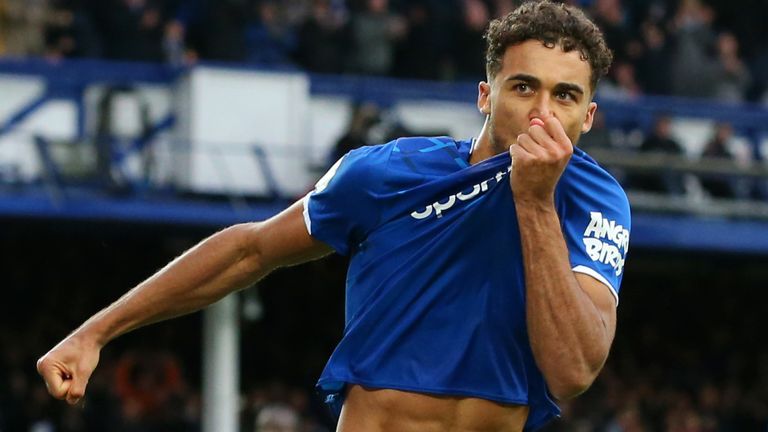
509 114 573 203
37 334 101 405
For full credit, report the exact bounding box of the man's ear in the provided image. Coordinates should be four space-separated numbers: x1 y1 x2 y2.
582 101 597 133
478 81 491 115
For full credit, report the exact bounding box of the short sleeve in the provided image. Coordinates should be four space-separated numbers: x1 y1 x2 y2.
303 145 388 255
559 164 631 305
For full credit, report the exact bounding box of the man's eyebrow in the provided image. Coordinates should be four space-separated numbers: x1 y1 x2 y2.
506 74 540 85
554 82 585 95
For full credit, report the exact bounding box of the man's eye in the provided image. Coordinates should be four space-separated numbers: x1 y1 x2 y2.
515 84 531 93
557 91 575 101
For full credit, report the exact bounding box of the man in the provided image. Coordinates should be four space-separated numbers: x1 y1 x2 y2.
630 114 685 194
37 1 630 431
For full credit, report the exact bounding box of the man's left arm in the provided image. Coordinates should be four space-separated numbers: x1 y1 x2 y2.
515 201 616 400
511 115 617 400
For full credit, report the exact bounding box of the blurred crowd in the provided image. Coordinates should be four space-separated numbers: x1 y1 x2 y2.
2 0 767 204
579 112 768 202
1 0 768 103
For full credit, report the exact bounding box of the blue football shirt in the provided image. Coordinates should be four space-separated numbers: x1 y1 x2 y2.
303 136 631 430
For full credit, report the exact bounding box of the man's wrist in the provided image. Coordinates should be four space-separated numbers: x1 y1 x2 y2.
514 194 556 212
74 320 111 350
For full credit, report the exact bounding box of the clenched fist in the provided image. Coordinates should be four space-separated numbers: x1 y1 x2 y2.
36 334 101 405
509 114 573 204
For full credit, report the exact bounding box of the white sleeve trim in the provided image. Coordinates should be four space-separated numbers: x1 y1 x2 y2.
572 265 619 306
302 193 313 235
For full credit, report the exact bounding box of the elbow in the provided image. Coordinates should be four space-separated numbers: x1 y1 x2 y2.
542 341 612 401
547 370 598 401
225 222 267 275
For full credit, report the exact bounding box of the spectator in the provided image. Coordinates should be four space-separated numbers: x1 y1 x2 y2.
598 60 642 100
449 0 490 81
635 20 673 95
699 122 736 199
163 19 190 66
712 31 752 103
186 0 249 62
346 0 406 76
244 0 297 67
294 0 346 74
329 101 381 164
628 115 686 194
279 0 313 29
669 0 719 99
114 350 186 427
589 0 631 62
92 0 165 62
42 0 101 59
752 46 768 104
0 0 48 56
604 405 648 432
392 0 443 80
42 4 77 59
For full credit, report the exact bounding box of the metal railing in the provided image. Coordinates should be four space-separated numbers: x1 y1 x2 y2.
588 148 768 220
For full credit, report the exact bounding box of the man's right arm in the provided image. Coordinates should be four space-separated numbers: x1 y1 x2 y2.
37 198 332 404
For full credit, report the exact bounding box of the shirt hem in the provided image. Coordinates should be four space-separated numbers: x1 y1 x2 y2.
571 265 619 306
318 376 530 406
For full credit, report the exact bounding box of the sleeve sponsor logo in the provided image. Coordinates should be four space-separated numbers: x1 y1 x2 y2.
582 211 629 276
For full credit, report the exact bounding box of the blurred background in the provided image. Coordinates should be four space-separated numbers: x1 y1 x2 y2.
1 0 768 431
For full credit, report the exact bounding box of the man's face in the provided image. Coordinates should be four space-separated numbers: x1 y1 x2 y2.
477 40 597 154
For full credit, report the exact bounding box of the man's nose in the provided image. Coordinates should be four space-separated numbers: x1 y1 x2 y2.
529 93 554 121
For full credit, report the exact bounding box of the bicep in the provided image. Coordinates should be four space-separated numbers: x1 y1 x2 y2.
574 272 617 343
245 199 333 270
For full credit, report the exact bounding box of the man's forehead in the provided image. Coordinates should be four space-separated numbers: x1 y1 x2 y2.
499 41 591 88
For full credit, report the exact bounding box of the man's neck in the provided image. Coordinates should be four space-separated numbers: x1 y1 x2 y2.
469 117 499 165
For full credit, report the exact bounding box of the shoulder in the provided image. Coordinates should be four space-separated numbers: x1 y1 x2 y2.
560 148 631 223
390 136 468 154
326 136 470 189
319 141 396 189
343 141 396 169
557 149 632 241
389 136 472 174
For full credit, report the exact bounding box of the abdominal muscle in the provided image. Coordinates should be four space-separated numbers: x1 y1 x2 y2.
336 384 529 432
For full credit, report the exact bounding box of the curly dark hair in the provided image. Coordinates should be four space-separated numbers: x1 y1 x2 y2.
484 0 612 92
